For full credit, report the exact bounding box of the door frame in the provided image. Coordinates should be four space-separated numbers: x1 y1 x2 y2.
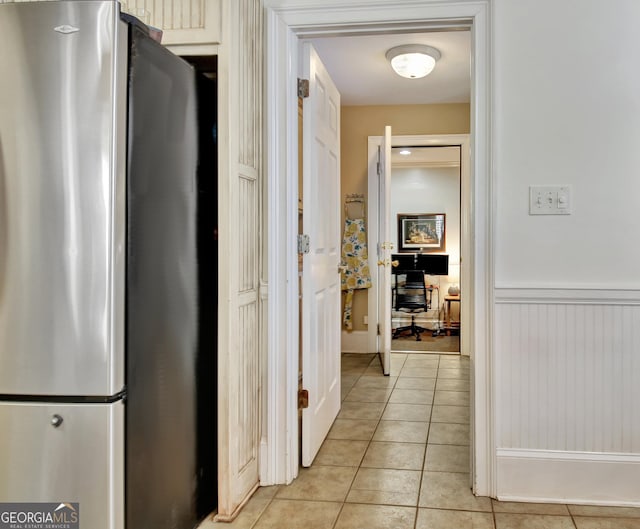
263 0 495 496
367 134 471 359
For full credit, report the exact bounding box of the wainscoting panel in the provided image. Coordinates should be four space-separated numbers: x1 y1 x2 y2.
495 288 640 504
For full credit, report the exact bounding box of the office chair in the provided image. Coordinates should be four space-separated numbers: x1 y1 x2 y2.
392 270 431 341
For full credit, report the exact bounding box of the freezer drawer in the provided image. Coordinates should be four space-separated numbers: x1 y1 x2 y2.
0 401 124 529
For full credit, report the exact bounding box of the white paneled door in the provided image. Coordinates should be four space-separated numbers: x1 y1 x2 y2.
378 126 393 375
301 43 341 467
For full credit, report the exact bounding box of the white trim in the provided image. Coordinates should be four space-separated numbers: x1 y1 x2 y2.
264 0 493 496
496 448 640 506
495 287 640 305
341 330 370 353
263 9 300 486
367 133 471 361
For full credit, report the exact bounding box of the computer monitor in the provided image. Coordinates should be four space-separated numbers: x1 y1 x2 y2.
391 253 416 272
416 254 449 275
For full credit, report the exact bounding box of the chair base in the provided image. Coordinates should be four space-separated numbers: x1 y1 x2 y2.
392 315 430 341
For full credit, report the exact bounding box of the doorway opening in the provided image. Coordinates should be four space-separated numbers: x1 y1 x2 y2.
388 145 462 355
264 0 492 497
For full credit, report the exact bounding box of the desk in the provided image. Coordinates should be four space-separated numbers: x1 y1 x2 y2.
444 295 460 336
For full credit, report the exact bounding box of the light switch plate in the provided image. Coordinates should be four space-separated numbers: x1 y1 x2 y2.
529 185 572 215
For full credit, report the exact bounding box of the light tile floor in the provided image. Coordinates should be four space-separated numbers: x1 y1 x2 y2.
199 353 640 529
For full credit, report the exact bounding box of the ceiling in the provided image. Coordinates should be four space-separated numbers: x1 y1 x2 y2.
306 30 471 106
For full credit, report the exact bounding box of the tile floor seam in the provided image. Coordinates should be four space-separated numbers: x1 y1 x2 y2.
414 354 440 519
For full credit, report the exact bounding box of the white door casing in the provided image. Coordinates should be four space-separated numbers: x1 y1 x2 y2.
264 0 492 496
368 135 471 359
301 43 342 467
378 126 393 375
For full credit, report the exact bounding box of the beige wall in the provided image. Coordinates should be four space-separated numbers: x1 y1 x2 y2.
341 103 470 332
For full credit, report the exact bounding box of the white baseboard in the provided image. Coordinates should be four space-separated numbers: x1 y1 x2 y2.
341 330 369 353
497 449 640 506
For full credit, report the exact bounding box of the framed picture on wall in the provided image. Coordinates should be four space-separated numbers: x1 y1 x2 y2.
397 213 446 252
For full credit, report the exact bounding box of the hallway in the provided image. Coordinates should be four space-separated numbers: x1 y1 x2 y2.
200 353 640 529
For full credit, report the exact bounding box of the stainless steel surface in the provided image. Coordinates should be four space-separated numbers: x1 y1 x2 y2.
125 25 199 529
0 1 126 396
0 401 125 529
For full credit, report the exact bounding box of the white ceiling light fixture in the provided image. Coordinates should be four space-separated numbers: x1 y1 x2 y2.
386 44 441 79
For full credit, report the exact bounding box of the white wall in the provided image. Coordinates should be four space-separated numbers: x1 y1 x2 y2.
493 0 640 504
390 165 460 304
494 0 640 289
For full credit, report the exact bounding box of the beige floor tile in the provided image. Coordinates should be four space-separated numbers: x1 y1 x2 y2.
428 422 470 445
327 418 379 440
437 367 470 379
434 390 470 406
338 401 386 420
573 517 640 529
438 356 466 367
419 471 492 511
342 364 369 375
416 508 495 529
314 439 369 467
382 403 431 422
399 365 438 378
391 354 408 371
494 513 576 529
431 404 470 424
275 465 357 502
365 364 387 376
341 374 359 396
389 388 434 404
346 468 421 506
424 443 470 472
435 377 470 391
361 441 425 470
395 376 436 391
345 387 393 403
404 356 440 368
568 505 640 518
354 375 398 389
253 499 342 529
334 503 416 529
493 501 570 515
197 499 270 529
373 420 429 443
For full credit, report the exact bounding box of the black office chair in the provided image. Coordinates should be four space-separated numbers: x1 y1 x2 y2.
392 271 431 341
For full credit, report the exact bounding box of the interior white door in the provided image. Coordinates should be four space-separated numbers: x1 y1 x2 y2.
301 43 341 467
378 126 393 375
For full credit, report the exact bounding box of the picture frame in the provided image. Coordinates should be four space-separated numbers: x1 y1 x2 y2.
397 213 446 252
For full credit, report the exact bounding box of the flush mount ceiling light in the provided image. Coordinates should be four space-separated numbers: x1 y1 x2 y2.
386 44 441 79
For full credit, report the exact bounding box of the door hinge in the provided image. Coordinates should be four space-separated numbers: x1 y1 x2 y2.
298 78 309 98
297 234 310 254
298 389 309 409
377 324 380 336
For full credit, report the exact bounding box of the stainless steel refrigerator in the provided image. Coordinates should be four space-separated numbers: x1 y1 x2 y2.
0 2 217 528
